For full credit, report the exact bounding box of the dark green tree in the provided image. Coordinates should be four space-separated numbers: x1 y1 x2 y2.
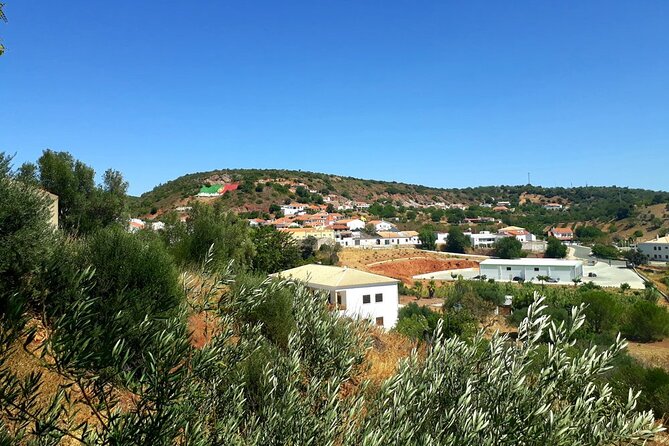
545 237 567 258
445 226 470 253
250 226 301 274
493 237 524 259
418 225 437 251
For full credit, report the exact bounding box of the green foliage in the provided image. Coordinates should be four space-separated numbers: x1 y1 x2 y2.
624 249 648 266
581 290 622 334
232 274 296 349
608 354 669 419
250 226 300 274
621 299 669 342
545 236 567 258
395 303 440 340
445 226 470 253
575 226 604 242
168 202 255 271
418 225 437 251
492 237 524 259
41 227 184 372
36 150 128 234
591 244 620 259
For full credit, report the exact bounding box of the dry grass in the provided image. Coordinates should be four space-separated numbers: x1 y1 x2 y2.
360 329 417 386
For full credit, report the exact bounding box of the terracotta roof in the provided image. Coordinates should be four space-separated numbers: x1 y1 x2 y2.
550 227 573 234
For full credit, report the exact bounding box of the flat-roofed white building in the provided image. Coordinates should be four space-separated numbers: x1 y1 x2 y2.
638 236 669 262
273 264 399 329
479 258 583 283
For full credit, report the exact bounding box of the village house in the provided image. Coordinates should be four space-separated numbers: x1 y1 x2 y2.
498 226 537 243
273 264 399 329
548 227 575 243
368 219 395 232
279 227 335 242
377 231 420 246
638 236 669 262
280 203 307 216
544 203 564 210
335 218 365 231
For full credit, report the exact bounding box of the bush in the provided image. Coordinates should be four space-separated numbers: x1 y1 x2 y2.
42 227 184 372
395 303 440 340
621 299 669 342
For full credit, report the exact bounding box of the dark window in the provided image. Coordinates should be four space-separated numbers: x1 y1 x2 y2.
534 267 539 272
375 317 384 326
375 293 383 302
363 295 371 304
506 267 512 271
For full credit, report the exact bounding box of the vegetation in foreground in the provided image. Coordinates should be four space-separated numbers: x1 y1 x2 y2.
1 151 667 444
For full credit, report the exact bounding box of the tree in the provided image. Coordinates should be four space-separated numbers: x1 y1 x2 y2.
36 150 128 234
624 249 648 266
545 236 567 258
326 203 335 213
0 153 55 326
418 225 437 251
250 226 301 274
622 300 669 342
0 2 6 56
170 203 255 271
493 237 524 259
581 290 622 334
591 244 620 260
445 226 470 253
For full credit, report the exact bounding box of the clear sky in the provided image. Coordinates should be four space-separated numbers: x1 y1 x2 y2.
1 1 668 195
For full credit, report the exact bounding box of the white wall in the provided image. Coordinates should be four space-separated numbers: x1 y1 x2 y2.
480 263 582 282
334 284 398 329
639 242 669 261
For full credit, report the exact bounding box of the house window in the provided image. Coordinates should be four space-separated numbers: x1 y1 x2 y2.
363 295 371 304
375 293 383 302
506 267 512 271
375 317 384 326
534 267 539 272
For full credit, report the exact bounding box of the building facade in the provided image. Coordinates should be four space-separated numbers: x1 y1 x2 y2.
638 236 669 262
273 264 399 329
479 258 583 283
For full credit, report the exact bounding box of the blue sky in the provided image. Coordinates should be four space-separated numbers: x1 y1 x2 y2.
1 1 668 195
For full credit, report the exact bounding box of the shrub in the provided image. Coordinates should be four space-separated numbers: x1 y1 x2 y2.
591 244 620 259
621 299 669 342
395 303 440 340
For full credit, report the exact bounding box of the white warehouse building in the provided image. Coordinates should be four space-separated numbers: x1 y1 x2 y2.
479 258 583 283
273 264 399 329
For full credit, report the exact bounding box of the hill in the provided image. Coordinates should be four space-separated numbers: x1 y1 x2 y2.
130 168 669 239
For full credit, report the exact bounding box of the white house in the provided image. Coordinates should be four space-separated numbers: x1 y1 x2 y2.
369 220 395 232
638 236 669 262
465 231 503 248
339 218 366 231
128 218 145 232
436 232 449 244
544 203 564 210
377 231 420 246
280 203 307 216
479 258 583 283
273 264 399 329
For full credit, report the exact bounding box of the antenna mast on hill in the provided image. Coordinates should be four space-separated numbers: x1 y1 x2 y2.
527 172 531 185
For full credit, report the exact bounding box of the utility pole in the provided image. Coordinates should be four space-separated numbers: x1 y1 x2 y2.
527 172 531 185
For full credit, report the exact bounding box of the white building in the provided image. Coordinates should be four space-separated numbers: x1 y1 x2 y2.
638 236 669 262
436 232 449 244
274 264 399 329
479 258 583 283
465 231 503 248
339 218 366 231
280 203 307 216
337 231 420 248
544 203 564 210
369 220 395 231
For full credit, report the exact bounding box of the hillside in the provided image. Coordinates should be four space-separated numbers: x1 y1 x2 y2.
130 168 669 239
